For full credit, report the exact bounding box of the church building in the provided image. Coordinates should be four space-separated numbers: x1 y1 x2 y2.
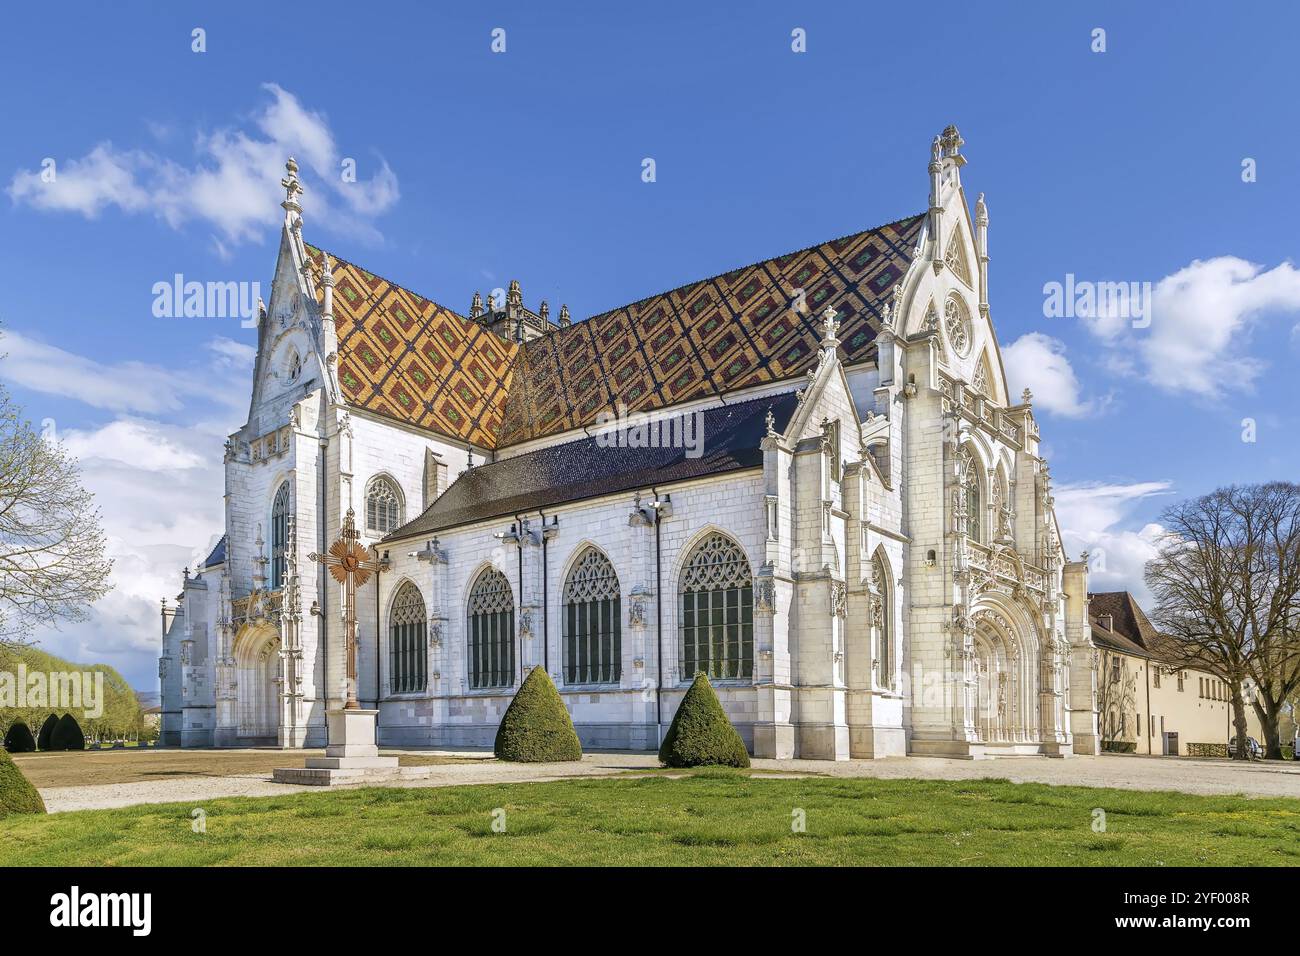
160 126 1105 759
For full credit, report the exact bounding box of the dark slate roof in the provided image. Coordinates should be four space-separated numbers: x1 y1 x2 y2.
385 391 799 540
203 535 227 568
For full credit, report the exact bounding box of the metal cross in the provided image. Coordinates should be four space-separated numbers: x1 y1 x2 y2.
309 508 385 710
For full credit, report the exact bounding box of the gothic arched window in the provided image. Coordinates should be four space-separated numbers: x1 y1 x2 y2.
467 567 514 689
270 482 290 590
679 533 754 681
960 449 983 543
563 548 621 685
871 552 893 689
389 581 427 695
366 476 402 535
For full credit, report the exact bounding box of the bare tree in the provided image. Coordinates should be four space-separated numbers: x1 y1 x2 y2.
1145 483 1300 760
0 379 113 646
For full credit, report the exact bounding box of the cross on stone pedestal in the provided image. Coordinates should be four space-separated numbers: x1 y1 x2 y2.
309 507 384 710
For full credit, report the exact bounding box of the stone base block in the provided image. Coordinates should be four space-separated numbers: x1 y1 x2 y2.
849 725 907 759
325 708 381 759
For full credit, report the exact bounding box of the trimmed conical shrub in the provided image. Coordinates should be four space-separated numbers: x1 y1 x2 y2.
659 673 750 768
50 713 85 752
0 748 45 817
37 714 57 751
494 667 582 762
3 721 36 754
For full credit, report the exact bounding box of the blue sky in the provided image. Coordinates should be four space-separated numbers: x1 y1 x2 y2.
2 1 1298 688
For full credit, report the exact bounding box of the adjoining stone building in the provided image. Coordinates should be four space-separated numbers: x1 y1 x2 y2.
1089 590 1263 756
162 127 1115 759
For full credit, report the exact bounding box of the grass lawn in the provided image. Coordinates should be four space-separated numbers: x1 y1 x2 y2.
4 771 1299 866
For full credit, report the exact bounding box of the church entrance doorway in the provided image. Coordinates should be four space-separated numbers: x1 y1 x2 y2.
233 623 281 745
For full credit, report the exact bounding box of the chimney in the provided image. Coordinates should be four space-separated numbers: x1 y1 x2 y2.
1098 613 1113 632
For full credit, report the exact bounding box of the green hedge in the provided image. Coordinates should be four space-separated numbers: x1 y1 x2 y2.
0 749 45 817
3 721 36 754
36 714 57 751
50 713 85 752
494 667 582 763
659 673 750 768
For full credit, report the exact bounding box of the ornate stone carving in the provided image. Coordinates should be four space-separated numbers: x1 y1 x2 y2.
830 580 847 618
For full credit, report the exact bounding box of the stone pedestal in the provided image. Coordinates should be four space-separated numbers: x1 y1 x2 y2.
273 708 399 785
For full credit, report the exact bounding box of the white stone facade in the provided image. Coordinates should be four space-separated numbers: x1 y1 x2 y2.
162 129 1103 759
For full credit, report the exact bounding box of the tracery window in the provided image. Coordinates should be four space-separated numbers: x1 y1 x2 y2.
389 581 427 694
270 482 289 590
563 548 621 684
944 295 972 357
467 567 514 689
679 533 753 681
366 476 402 535
944 232 971 285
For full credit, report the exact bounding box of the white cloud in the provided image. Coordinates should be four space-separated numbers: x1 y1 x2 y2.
7 84 399 247
1002 332 1103 418
1054 480 1174 608
1078 257 1300 397
33 417 226 685
2 330 252 415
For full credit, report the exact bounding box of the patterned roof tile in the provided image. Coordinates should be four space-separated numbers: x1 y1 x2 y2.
308 212 923 450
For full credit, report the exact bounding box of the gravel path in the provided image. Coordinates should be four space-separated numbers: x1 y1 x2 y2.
37 750 1300 813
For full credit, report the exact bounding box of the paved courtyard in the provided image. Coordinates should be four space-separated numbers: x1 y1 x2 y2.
18 747 1300 813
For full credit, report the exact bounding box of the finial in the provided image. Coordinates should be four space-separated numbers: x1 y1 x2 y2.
940 124 964 158
1022 387 1033 405
820 306 839 351
539 300 550 323
319 253 334 287
559 304 571 327
765 407 776 438
930 136 942 165
975 191 988 225
467 448 474 469
880 301 893 330
280 157 304 216
470 291 483 319
507 279 522 310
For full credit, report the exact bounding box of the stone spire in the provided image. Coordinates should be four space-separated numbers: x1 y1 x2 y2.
320 253 335 330
539 300 549 324
559 304 571 327
470 291 483 319
975 192 990 318
506 279 522 312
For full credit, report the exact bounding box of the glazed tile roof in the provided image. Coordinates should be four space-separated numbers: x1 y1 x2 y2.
385 391 799 540
304 246 518 449
307 212 923 450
